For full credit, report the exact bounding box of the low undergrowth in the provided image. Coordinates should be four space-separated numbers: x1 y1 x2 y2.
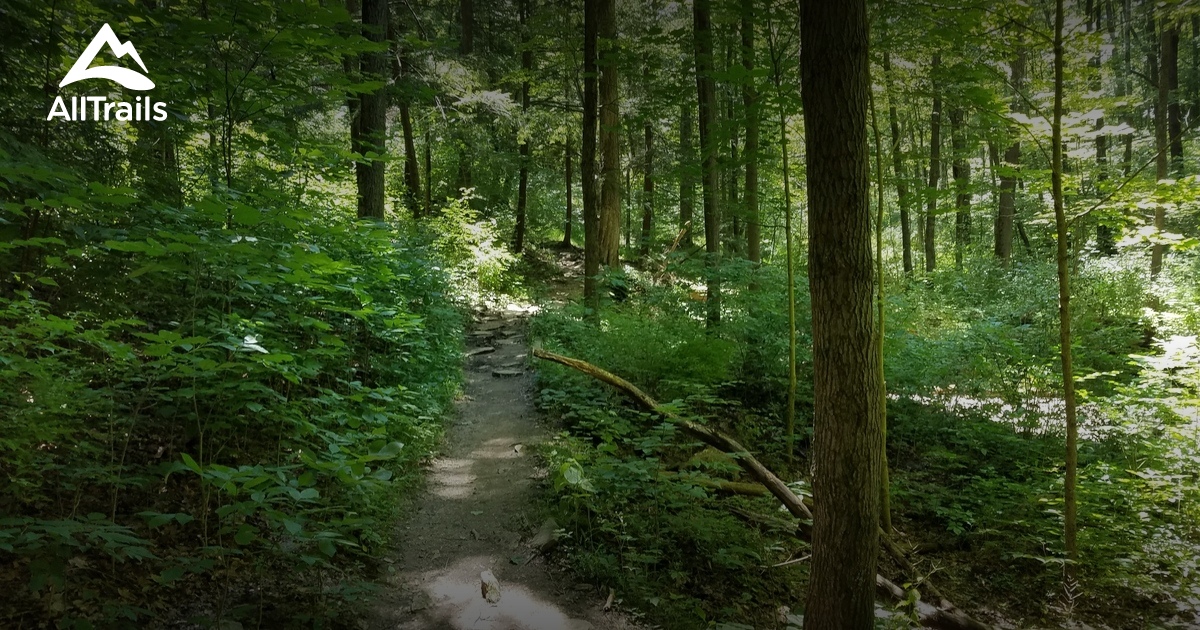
530 253 1200 630
0 140 516 628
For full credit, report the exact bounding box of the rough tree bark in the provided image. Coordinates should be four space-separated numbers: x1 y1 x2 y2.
598 0 621 267
798 0 883 627
694 0 722 328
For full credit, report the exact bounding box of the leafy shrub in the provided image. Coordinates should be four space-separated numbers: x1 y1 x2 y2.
0 135 462 627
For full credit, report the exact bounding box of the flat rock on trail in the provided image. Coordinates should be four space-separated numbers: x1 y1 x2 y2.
366 308 635 630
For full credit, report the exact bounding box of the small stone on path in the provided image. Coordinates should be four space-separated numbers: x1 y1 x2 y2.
480 570 502 604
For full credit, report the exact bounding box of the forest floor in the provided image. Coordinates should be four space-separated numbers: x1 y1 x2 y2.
364 299 634 630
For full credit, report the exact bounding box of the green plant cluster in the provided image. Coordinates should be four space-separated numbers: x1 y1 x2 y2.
531 251 1200 629
0 133 466 628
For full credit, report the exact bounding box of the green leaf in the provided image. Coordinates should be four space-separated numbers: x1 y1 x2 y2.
370 441 405 460
181 454 202 474
318 539 336 557
234 525 256 545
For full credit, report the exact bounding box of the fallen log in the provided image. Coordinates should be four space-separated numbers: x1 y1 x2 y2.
532 347 992 630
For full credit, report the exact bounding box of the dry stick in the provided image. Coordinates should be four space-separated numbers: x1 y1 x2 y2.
532 348 992 630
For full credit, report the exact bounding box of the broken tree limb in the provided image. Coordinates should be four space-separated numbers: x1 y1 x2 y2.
532 348 993 630
532 348 811 521
657 470 771 496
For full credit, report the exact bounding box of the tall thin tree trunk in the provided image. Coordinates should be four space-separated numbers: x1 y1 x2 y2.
782 106 797 466
513 0 532 252
925 54 942 272
725 67 741 258
768 28 796 465
1153 13 1169 278
884 54 912 275
392 15 421 218
1165 24 1183 168
624 163 632 249
870 88 893 535
694 0 722 327
1050 0 1079 583
400 105 420 216
564 137 574 246
356 0 388 220
582 0 600 311
640 121 654 259
741 0 760 264
598 0 621 267
679 101 695 247
799 1 882 626
950 107 970 270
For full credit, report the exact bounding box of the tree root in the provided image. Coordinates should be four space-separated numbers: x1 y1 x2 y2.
532 348 992 630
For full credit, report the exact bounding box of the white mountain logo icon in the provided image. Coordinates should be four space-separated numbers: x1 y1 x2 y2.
60 23 154 91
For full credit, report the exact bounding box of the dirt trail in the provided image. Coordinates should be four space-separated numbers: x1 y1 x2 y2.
366 305 633 630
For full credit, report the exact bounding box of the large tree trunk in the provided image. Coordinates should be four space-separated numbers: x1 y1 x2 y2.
640 121 654 259
694 0 722 327
513 0 532 252
950 107 970 270
798 0 883 627
582 0 601 311
925 55 942 272
679 101 696 248
884 54 912 275
356 0 388 220
741 0 760 264
598 0 621 267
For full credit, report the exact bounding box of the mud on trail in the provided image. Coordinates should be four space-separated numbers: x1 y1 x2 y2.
365 305 635 630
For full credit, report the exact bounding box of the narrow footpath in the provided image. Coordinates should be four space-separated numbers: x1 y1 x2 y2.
367 305 634 630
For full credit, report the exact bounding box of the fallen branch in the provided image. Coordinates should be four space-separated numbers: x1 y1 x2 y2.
657 470 771 496
532 348 992 630
533 348 811 521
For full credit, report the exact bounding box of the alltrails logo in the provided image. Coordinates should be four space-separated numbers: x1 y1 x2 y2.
47 23 167 122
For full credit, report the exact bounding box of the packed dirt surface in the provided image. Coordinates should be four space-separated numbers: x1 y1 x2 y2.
365 305 636 630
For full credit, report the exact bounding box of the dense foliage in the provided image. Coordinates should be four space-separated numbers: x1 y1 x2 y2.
3 0 1200 628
